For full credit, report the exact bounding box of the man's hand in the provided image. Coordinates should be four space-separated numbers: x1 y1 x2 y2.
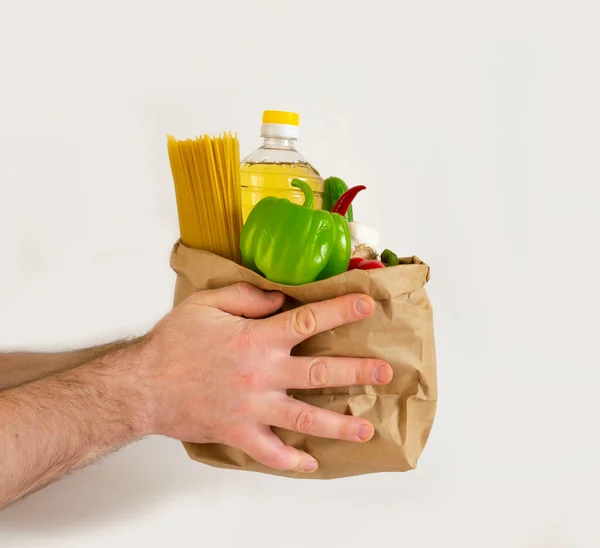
138 283 393 473
0 284 391 509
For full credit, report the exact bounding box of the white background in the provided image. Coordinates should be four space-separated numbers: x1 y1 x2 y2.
0 0 599 546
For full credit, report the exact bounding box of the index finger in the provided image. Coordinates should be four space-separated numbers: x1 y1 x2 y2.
255 293 375 349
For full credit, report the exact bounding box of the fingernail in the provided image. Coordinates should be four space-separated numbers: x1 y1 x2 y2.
303 458 318 473
357 423 374 441
374 364 392 384
356 296 374 315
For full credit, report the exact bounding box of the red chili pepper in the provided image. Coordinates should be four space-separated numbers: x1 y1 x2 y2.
332 185 366 217
348 257 366 270
357 260 385 270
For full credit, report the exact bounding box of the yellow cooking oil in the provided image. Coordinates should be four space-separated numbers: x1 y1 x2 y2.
240 162 323 222
240 110 324 222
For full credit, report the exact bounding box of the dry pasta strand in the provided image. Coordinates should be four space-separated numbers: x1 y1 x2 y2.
166 132 243 264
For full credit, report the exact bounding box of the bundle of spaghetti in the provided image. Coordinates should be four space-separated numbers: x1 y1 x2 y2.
167 132 243 264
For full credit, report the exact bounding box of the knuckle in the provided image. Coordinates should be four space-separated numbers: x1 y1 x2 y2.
338 295 357 321
344 298 358 320
360 359 376 383
293 407 316 432
308 359 329 387
291 306 317 336
340 418 360 440
353 361 366 385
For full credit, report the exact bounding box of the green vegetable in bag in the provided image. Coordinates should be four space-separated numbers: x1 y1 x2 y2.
322 176 354 222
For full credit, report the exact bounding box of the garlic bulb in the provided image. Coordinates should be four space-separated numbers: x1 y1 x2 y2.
348 222 381 253
352 244 378 260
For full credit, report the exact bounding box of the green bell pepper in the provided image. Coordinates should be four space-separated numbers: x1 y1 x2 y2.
240 179 364 286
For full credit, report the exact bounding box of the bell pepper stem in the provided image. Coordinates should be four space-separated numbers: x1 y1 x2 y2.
332 185 366 217
291 179 314 209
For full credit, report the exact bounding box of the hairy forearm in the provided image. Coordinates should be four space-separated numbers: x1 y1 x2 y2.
0 339 151 510
0 340 138 391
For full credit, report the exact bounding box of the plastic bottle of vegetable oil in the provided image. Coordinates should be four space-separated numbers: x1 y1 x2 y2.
240 110 324 222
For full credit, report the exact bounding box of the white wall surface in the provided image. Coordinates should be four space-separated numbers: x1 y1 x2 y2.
1 1 599 546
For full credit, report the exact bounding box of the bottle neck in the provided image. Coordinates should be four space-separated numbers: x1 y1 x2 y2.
262 136 297 150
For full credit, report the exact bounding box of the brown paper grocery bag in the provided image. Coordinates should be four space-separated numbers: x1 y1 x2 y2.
170 240 437 479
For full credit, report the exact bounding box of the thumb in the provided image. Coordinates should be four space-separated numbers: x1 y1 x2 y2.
193 283 285 319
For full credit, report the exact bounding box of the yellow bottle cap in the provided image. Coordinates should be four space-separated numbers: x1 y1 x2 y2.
262 110 300 126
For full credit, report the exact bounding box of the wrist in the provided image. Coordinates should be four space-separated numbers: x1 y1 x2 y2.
95 336 156 439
